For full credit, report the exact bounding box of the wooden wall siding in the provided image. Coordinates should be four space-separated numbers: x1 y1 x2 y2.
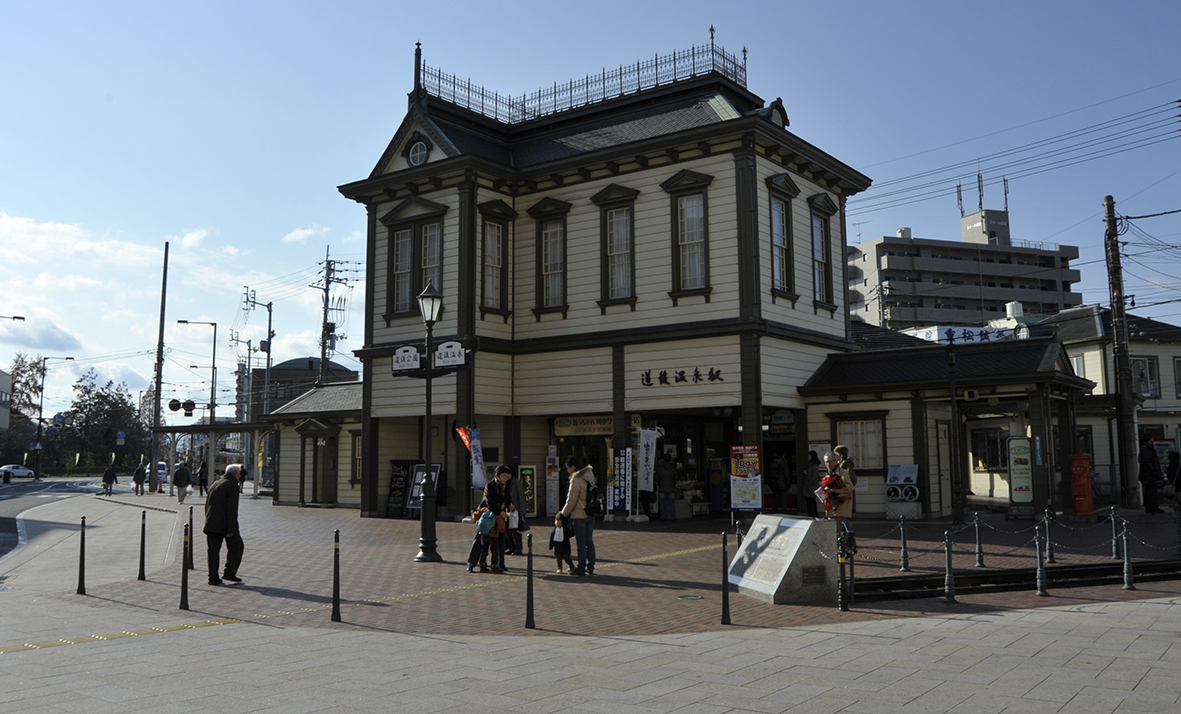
513 348 613 415
370 191 463 347
519 416 551 482
474 352 513 416
759 338 833 409
276 427 301 504
336 428 360 507
1079 348 1105 390
512 154 742 340
370 364 458 418
624 336 742 411
374 416 421 516
755 156 847 333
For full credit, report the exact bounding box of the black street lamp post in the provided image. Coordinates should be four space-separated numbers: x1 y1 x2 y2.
34 356 74 481
415 281 444 563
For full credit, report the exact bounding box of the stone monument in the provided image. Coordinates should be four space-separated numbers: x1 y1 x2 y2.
727 514 840 605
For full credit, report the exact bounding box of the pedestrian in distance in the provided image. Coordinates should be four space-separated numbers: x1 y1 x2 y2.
801 451 821 518
768 452 791 514
560 456 597 576
132 463 146 496
1166 451 1181 502
204 464 244 585
655 453 678 521
1138 432 1164 514
549 513 576 574
101 464 117 496
505 465 527 556
174 462 191 504
197 461 209 497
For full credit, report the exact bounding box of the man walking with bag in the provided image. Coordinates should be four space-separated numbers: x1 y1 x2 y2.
204 464 244 585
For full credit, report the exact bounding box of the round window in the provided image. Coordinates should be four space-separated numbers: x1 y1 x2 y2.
407 141 429 167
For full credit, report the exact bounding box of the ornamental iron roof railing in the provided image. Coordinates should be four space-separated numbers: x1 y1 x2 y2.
421 42 747 125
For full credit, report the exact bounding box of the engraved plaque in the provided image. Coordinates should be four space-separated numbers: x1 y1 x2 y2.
801 566 826 585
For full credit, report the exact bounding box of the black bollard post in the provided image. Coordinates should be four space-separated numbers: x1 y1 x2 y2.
187 506 194 570
942 530 956 604
899 515 911 572
525 533 535 629
721 532 732 624
1045 509 1056 564
1035 528 1049 597
77 516 86 595
837 529 849 612
180 524 189 610
1122 519 1135 591
138 510 147 581
735 520 744 548
845 524 856 607
331 529 341 622
974 511 985 568
1111 505 1121 559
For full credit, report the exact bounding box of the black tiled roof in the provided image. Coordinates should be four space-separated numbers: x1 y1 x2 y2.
850 320 929 351
802 339 1064 392
1037 306 1181 344
269 382 362 417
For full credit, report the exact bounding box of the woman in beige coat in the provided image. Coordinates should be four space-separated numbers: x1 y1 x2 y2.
560 456 597 576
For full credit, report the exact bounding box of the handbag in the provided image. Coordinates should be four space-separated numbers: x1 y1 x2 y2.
507 509 519 529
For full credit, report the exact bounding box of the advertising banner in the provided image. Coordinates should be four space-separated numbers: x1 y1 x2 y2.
730 445 762 512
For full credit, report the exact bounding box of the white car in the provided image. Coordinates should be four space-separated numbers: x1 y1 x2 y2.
155 462 169 484
1 464 36 479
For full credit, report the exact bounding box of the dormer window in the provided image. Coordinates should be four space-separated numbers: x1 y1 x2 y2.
401 131 433 167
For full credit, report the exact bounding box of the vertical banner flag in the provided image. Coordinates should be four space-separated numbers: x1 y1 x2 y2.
456 427 487 489
729 445 762 512
637 429 657 491
612 448 632 512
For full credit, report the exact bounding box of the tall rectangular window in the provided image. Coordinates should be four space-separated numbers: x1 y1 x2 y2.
421 222 441 296
679 194 706 290
392 228 414 313
526 196 572 319
606 207 632 300
813 214 830 303
482 221 502 310
771 197 790 292
542 219 565 308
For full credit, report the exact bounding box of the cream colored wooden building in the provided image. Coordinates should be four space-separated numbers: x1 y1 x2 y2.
338 44 871 517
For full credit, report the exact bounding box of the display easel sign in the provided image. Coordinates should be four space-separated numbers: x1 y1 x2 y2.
406 463 441 512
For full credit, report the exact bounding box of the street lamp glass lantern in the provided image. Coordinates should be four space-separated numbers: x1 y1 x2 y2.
417 281 443 326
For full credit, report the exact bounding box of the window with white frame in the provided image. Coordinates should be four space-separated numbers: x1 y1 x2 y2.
835 417 884 470
482 221 503 310
1070 355 1085 378
772 197 791 292
678 194 706 290
606 207 632 300
526 196 572 318
379 197 448 320
1174 358 1181 398
1131 356 1160 398
812 214 830 303
541 220 564 307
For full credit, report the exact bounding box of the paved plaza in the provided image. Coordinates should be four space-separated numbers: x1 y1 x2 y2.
1 484 1179 713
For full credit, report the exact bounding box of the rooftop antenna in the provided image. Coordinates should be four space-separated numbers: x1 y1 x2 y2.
1003 177 1010 212
852 221 871 241
956 184 964 218
977 173 984 213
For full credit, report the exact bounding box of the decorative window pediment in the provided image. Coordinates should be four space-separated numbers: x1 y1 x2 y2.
808 192 839 217
477 199 518 221
379 196 448 226
294 418 342 436
660 169 714 193
525 196 573 218
590 184 640 206
766 173 801 198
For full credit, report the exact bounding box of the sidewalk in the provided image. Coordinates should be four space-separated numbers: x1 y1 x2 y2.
1 492 1179 713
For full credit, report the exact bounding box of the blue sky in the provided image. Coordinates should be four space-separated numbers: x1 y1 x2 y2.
2 0 1179 423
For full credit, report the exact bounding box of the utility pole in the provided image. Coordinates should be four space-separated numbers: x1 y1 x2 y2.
310 247 350 385
150 243 169 493
1105 195 1138 508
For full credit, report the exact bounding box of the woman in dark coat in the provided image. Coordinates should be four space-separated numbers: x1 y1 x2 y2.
466 465 514 573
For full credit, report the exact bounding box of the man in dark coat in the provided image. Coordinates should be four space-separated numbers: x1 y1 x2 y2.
1138 432 1164 514
203 464 244 585
174 462 191 504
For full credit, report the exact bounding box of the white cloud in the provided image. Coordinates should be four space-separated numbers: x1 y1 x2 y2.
0 211 160 269
177 229 207 248
223 245 242 256
342 230 364 244
282 223 330 244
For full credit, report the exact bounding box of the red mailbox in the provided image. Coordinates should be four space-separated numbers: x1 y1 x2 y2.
1070 453 1093 516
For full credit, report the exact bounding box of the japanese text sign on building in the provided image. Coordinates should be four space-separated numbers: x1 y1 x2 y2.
434 341 466 368
391 346 420 373
639 367 723 386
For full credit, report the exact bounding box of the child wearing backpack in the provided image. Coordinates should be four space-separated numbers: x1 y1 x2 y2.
549 514 576 574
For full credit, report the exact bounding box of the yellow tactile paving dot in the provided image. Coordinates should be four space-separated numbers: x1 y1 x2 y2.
0 618 240 655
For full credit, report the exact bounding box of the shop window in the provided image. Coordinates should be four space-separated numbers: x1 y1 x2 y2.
971 427 1009 471
1130 356 1159 398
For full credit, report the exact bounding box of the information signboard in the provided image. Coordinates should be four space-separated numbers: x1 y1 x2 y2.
729 445 762 512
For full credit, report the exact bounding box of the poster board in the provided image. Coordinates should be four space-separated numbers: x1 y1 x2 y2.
405 463 441 512
1007 437 1035 515
729 445 762 512
387 460 418 518
520 465 538 517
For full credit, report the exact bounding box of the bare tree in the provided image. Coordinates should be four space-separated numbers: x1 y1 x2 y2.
9 353 45 419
